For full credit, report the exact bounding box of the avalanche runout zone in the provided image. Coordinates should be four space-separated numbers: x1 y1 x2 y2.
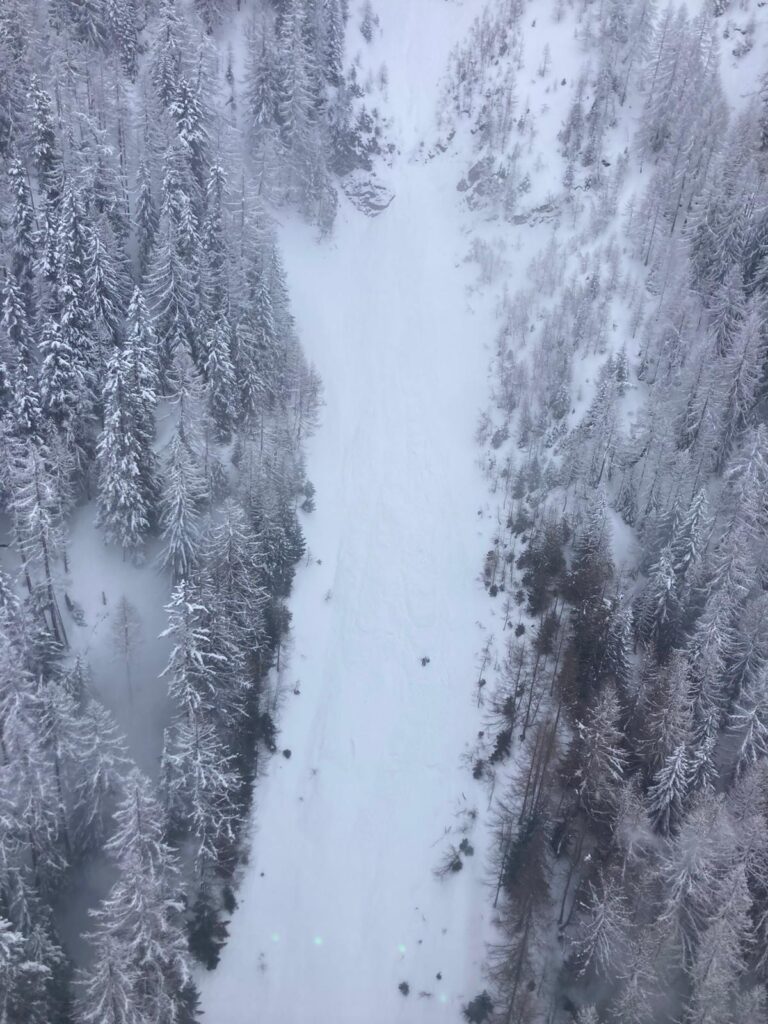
200 4 496 1022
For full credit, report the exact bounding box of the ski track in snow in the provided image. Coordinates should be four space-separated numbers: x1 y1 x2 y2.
200 3 498 1021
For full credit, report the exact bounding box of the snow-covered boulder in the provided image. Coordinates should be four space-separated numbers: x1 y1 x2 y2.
341 170 395 216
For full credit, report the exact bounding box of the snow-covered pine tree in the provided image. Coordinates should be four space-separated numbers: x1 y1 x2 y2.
7 440 68 647
38 317 83 433
244 18 281 198
203 318 237 439
159 580 247 734
161 716 241 875
648 743 692 834
686 865 755 1024
147 149 200 379
569 871 630 979
170 78 209 202
7 158 38 325
275 0 316 203
72 698 131 853
96 348 153 556
107 0 140 79
149 0 192 110
82 769 200 1024
27 76 61 199
2 273 37 371
135 160 159 280
158 364 207 579
568 685 627 821
87 226 130 351
322 0 344 86
77 933 143 1024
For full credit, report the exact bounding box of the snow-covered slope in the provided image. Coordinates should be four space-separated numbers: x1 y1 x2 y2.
199 2 502 1020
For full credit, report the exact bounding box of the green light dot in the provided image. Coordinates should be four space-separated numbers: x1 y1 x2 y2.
397 944 407 955
313 936 323 946
271 933 280 943
439 993 448 1005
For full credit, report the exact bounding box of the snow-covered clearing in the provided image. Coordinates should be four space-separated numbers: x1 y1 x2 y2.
65 509 174 772
200 3 501 1020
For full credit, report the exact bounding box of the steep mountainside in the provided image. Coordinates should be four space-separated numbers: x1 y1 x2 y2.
3 2 768 1023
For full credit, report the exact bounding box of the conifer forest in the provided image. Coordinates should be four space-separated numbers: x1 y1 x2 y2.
2 1 768 1023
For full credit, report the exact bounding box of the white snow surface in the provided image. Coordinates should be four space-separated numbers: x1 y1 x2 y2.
200 2 501 1020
